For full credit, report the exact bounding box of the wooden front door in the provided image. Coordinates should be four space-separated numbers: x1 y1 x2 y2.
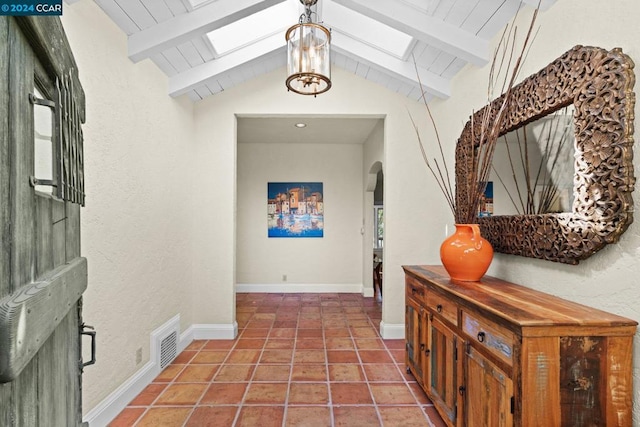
0 16 89 426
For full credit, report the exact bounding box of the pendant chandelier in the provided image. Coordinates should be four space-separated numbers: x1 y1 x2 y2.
285 0 331 96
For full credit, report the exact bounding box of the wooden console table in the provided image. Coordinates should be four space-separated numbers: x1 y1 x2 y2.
403 265 636 426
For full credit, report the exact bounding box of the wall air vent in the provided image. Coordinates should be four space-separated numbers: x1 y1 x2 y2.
159 331 177 369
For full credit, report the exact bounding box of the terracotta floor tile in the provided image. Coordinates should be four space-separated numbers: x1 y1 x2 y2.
185 406 237 427
424 406 447 427
389 349 406 364
184 340 207 351
291 364 327 381
155 383 207 405
294 349 326 364
108 407 145 427
226 349 261 364
285 406 331 427
384 339 406 349
173 350 197 364
327 350 359 364
298 319 323 328
253 364 291 381
328 364 365 382
265 338 295 349
214 364 255 382
273 320 297 328
330 382 373 404
269 328 296 339
203 340 235 350
200 382 247 404
129 383 167 406
363 364 404 382
355 338 386 349
191 350 228 364
241 328 270 338
235 338 266 349
236 406 284 427
378 406 431 426
333 406 380 427
246 319 274 329
350 327 379 338
297 328 323 339
244 383 288 404
408 382 433 405
324 328 351 338
136 407 191 427
325 338 355 350
259 349 293 364
110 293 446 427
154 365 184 382
288 383 329 404
322 319 347 328
175 365 218 382
296 338 325 349
370 383 417 405
359 350 393 364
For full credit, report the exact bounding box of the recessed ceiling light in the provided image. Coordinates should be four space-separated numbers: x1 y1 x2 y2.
294 123 307 128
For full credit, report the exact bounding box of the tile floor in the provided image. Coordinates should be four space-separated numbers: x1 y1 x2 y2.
109 293 446 427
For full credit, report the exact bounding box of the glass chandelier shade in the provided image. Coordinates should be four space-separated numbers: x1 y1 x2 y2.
285 1 331 96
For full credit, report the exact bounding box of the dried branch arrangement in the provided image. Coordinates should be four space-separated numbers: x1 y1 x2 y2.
410 6 539 225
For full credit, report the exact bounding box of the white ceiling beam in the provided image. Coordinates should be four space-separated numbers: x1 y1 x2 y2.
168 33 285 97
330 0 489 66
331 31 450 99
128 0 286 63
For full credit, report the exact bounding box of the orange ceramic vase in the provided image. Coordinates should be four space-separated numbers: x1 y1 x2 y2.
440 224 493 281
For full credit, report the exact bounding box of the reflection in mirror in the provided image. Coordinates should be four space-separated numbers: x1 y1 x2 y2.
33 86 54 195
490 106 575 215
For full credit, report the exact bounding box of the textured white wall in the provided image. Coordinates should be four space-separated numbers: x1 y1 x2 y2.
236 142 363 286
61 1 197 413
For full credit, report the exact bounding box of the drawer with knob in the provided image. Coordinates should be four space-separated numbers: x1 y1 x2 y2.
426 290 458 326
406 276 426 304
461 310 515 366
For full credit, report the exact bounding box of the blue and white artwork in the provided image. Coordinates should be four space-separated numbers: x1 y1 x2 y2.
268 182 324 238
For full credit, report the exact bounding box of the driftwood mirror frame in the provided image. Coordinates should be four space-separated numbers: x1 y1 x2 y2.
456 45 636 264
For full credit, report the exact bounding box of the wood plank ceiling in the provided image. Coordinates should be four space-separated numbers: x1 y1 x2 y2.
89 0 556 102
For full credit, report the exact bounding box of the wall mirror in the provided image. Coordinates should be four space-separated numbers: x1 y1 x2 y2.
456 45 636 264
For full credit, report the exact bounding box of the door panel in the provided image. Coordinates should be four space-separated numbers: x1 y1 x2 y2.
0 16 86 427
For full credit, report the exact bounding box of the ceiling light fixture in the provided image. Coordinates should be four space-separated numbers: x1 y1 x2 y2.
294 122 307 128
285 0 331 97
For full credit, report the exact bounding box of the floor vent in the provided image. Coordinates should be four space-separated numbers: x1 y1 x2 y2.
159 331 177 369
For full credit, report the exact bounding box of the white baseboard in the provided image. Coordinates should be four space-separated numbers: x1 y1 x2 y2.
83 319 237 427
235 283 363 293
180 322 238 349
362 287 374 298
380 321 405 339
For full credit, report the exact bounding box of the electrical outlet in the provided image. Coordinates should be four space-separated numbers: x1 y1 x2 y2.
282 274 287 282
135 347 142 365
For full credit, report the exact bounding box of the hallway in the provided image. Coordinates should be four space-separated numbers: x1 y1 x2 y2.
109 293 445 426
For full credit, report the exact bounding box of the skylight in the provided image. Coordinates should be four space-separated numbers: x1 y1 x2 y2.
323 1 413 60
207 1 299 57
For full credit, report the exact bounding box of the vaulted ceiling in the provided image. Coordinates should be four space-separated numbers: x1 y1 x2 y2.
86 0 556 102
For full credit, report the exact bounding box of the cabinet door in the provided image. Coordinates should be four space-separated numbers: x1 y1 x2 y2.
430 316 459 426
465 345 513 427
405 297 427 384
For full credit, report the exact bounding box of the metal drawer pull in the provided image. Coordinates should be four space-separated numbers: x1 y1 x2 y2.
436 304 443 313
81 324 97 369
459 386 466 396
477 332 486 343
